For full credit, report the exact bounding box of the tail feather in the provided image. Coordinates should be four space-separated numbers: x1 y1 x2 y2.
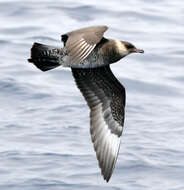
28 43 63 72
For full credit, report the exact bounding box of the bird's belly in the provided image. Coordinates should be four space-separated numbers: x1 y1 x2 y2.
62 53 108 69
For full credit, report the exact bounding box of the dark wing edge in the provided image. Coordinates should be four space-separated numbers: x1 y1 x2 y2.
61 26 108 64
72 65 126 182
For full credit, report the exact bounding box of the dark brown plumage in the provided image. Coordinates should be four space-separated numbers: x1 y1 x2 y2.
28 25 144 182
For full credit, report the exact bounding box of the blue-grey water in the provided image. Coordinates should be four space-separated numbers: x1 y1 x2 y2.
0 0 184 189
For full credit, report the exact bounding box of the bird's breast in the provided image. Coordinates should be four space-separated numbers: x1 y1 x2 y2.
62 41 122 69
63 49 108 69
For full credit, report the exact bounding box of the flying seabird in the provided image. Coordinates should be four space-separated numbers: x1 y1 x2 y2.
28 25 144 182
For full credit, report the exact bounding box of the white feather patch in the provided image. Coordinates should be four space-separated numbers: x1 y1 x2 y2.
90 102 121 181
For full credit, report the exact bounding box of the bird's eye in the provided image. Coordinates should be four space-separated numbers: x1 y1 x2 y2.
125 44 134 49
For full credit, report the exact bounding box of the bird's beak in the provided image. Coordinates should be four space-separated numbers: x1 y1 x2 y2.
134 48 144 53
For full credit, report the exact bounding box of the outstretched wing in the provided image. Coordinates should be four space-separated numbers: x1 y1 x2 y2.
61 25 108 64
72 65 126 182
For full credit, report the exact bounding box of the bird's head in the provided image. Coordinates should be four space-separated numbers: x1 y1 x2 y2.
116 40 144 58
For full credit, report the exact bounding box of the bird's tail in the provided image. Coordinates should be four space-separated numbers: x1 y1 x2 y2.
28 42 65 72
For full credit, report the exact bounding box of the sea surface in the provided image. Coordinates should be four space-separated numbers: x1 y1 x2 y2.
0 0 184 189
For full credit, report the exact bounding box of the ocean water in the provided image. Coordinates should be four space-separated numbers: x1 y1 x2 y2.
0 0 184 189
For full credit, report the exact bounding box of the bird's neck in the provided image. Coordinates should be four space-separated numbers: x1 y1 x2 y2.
98 38 125 64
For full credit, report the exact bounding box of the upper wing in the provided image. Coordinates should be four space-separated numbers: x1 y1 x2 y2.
61 25 108 64
72 65 126 182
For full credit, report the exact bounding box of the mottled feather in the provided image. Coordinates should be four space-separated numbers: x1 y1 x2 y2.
72 65 126 182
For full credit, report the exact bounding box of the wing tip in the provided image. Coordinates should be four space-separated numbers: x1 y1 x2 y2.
104 176 111 183
102 169 113 183
95 136 121 183
100 161 114 183
94 25 108 33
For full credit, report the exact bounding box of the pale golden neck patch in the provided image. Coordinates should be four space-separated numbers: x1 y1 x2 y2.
115 40 129 56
